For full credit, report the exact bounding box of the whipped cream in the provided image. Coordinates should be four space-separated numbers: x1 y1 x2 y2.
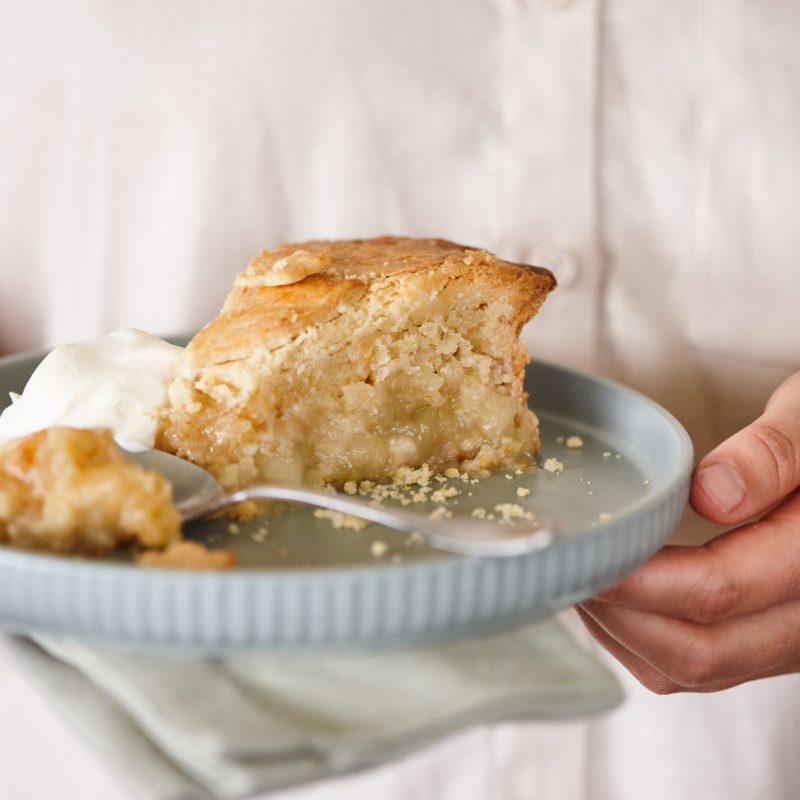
0 329 184 451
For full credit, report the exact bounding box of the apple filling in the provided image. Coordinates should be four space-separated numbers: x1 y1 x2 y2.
0 427 181 555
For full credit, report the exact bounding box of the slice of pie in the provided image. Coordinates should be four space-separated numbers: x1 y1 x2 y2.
158 237 555 490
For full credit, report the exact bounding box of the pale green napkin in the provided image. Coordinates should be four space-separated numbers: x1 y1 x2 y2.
2 619 622 800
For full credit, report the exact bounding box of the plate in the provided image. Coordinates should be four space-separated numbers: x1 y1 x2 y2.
0 346 692 654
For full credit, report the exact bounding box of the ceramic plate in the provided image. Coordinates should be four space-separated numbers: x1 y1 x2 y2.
0 346 692 654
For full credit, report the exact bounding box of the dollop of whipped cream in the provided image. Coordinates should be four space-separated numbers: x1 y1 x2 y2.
0 329 184 451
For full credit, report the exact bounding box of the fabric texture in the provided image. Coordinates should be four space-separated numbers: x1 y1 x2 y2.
2 620 622 800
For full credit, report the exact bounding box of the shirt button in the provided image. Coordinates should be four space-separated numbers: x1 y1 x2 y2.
525 247 579 291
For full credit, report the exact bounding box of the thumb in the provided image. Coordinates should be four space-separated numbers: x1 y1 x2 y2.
691 371 800 524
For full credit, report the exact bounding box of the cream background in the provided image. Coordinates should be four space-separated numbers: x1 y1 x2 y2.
1 1 799 797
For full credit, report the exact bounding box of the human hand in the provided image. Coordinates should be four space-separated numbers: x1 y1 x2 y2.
578 372 800 693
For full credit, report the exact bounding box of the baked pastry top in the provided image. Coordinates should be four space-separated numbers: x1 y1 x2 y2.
158 236 556 490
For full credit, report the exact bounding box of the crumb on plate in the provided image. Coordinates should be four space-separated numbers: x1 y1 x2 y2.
370 540 389 558
137 540 237 570
493 503 536 523
313 508 369 530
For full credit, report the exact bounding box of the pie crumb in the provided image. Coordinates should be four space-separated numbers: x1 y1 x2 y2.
493 503 536 523
431 486 459 503
393 464 432 488
370 540 389 558
138 541 236 570
313 509 369 530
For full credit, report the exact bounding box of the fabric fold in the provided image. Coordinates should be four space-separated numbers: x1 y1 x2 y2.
2 618 622 800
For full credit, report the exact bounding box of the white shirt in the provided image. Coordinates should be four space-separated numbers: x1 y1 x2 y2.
1 1 799 798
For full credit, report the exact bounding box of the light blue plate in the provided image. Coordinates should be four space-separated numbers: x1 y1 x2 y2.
0 349 692 654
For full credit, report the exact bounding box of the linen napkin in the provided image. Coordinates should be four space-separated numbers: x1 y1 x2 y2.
2 618 622 800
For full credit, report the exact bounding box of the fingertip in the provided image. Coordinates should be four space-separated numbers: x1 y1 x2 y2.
690 461 748 523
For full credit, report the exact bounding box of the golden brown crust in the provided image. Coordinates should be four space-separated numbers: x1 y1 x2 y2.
239 235 555 283
188 237 555 369
188 275 368 369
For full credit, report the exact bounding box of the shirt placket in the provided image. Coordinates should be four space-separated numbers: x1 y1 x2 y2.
495 0 601 373
488 2 600 798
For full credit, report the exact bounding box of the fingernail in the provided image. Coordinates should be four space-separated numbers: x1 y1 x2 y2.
696 462 746 513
